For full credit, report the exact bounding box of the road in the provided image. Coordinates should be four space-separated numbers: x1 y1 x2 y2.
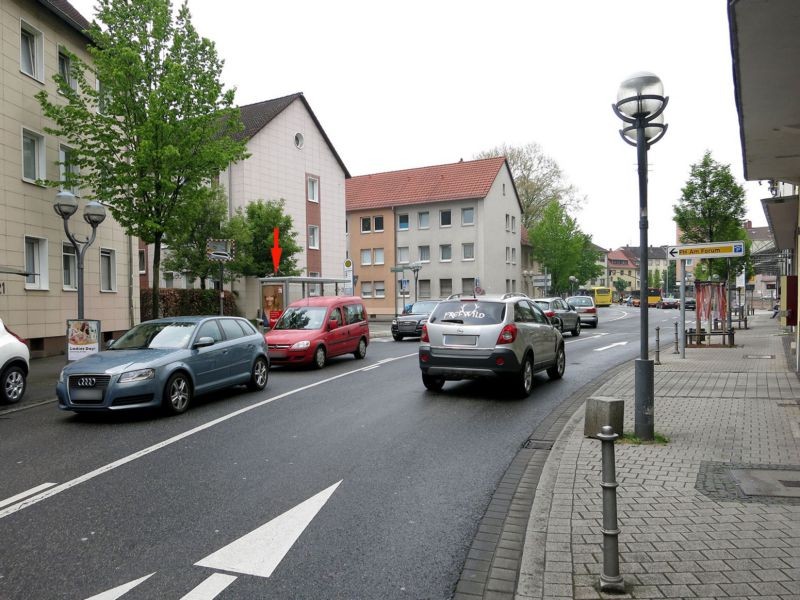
0 306 685 599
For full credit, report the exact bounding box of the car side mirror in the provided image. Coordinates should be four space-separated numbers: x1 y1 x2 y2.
193 336 215 348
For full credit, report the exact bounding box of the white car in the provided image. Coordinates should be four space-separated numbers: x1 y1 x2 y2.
0 318 29 404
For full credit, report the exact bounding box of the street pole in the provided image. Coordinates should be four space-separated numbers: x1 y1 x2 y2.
219 261 224 316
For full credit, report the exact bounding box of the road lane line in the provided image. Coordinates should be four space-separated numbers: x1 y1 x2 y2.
0 355 416 521
564 333 609 345
594 342 628 351
0 482 57 509
178 573 237 600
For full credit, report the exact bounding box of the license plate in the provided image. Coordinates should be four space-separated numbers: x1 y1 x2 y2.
443 335 477 346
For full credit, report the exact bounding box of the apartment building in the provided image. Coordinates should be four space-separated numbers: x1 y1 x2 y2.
1 0 137 356
346 158 522 317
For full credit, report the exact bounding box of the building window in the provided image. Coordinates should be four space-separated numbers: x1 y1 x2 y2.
96 79 108 114
511 216 516 233
440 210 452 227
58 47 76 91
138 249 146 273
418 279 431 299
440 278 452 297
398 214 409 231
361 281 373 298
418 211 429 229
505 214 510 230
308 225 320 249
22 129 44 183
360 249 372 265
164 272 174 289
462 207 474 226
360 217 371 233
374 215 384 231
59 144 79 194
503 183 506 196
511 247 517 264
374 281 385 298
440 244 452 262
373 248 384 265
506 247 511 263
100 248 116 291
462 278 475 296
63 243 77 290
307 176 319 203
24 236 48 289
397 246 409 263
418 245 430 263
462 243 475 260
20 21 43 81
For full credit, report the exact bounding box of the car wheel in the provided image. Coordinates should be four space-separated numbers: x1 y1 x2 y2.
354 337 367 359
422 373 445 391
392 333 402 341
547 346 565 380
514 354 534 397
571 318 581 337
1 365 26 404
163 372 192 415
247 356 269 391
313 346 326 369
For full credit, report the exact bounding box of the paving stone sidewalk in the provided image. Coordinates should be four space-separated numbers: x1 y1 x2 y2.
516 311 800 600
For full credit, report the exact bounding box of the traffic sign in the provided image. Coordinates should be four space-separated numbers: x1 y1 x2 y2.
667 241 745 260
390 266 405 272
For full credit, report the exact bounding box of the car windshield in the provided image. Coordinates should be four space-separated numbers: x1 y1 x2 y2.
112 321 196 350
567 297 593 307
429 301 504 325
273 306 327 330
407 301 438 314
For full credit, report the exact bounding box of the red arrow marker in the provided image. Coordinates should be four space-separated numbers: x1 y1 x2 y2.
271 227 282 274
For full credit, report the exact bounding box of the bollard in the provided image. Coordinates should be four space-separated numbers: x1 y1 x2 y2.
598 425 624 593
673 321 679 354
654 326 661 365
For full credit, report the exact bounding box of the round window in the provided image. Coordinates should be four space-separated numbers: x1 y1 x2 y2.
294 133 304 149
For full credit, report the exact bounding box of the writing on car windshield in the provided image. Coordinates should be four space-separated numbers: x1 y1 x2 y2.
433 302 502 325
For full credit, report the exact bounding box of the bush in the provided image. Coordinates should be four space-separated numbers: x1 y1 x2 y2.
140 288 239 321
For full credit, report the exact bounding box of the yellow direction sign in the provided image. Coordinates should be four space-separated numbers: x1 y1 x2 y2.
667 241 745 260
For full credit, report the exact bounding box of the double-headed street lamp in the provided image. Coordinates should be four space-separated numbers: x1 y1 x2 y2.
410 262 422 304
569 275 578 295
612 72 668 442
54 190 106 320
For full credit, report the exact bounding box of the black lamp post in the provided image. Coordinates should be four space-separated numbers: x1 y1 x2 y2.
54 190 106 320
612 72 668 441
410 262 422 304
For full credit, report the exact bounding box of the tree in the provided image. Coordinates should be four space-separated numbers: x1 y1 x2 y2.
674 151 749 281
36 0 249 317
613 278 628 296
475 143 584 228
574 235 603 285
226 200 302 277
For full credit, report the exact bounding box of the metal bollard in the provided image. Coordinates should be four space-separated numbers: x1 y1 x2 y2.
673 322 679 354
598 425 624 593
654 326 661 365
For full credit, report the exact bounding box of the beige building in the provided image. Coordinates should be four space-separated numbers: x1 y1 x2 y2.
1 0 137 356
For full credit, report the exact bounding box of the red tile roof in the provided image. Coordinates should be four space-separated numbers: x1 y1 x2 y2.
346 157 508 210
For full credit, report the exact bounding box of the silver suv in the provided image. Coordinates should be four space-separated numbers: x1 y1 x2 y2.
418 294 565 396
1 318 29 404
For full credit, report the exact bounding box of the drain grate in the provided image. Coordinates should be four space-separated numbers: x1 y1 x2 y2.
522 439 554 450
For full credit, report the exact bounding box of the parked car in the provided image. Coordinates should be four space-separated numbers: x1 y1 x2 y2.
657 296 680 309
418 293 565 396
57 316 268 415
533 297 581 336
684 297 696 311
566 295 598 328
392 300 440 341
1 318 29 404
265 296 369 368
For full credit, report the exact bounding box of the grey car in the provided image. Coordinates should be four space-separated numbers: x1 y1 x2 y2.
418 293 565 397
534 297 581 336
391 300 440 340
57 316 269 415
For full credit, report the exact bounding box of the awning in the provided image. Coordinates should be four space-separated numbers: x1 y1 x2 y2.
761 194 798 252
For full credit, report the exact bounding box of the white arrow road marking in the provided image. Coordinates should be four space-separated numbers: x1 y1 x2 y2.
564 332 609 344
594 341 629 351
179 573 237 600
0 482 57 509
195 480 342 578
84 573 155 600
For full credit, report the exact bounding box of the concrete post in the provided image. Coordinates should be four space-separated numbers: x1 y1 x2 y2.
598 425 624 593
673 321 679 354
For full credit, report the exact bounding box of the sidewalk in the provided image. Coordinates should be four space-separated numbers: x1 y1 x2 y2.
513 311 800 599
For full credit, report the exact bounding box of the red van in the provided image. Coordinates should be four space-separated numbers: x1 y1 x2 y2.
265 296 369 368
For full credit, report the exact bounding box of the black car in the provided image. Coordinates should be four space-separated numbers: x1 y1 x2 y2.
392 300 440 341
684 297 696 311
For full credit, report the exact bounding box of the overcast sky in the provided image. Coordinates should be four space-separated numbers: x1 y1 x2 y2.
68 0 768 250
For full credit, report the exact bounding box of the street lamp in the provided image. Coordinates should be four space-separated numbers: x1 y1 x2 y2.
410 262 422 304
54 190 106 319
569 275 578 295
612 71 668 442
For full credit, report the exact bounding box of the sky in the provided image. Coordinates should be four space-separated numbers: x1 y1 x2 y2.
66 0 768 250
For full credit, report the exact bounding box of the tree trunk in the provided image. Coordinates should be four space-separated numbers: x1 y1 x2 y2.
151 233 162 318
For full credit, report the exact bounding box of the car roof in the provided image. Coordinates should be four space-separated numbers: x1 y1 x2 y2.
287 295 363 307
142 316 243 324
535 297 561 302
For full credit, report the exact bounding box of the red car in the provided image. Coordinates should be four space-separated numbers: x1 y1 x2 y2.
657 296 680 309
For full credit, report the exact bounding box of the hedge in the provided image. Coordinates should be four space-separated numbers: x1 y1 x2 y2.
140 288 240 321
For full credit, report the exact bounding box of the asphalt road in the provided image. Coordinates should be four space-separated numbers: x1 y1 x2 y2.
0 305 684 599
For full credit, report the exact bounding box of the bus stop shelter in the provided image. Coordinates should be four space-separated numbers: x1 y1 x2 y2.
258 276 351 328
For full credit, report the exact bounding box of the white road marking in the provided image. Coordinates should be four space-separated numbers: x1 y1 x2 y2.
594 341 629 351
0 356 414 521
179 573 237 600
603 308 629 322
196 481 342 578
790 420 800 440
564 332 609 344
84 573 155 600
0 482 57 509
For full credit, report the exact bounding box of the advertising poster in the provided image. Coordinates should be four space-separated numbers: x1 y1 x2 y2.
67 319 101 361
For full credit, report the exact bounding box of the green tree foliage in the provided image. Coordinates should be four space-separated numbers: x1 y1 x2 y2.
613 278 628 295
475 143 584 229
529 201 599 294
36 0 248 317
226 200 302 277
674 151 750 281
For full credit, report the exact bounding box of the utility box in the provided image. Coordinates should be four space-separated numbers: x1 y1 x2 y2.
584 396 624 439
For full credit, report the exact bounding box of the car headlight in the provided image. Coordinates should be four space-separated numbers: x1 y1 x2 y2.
58 368 66 384
119 368 155 383
420 318 428 325
290 340 310 350
392 319 397 325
